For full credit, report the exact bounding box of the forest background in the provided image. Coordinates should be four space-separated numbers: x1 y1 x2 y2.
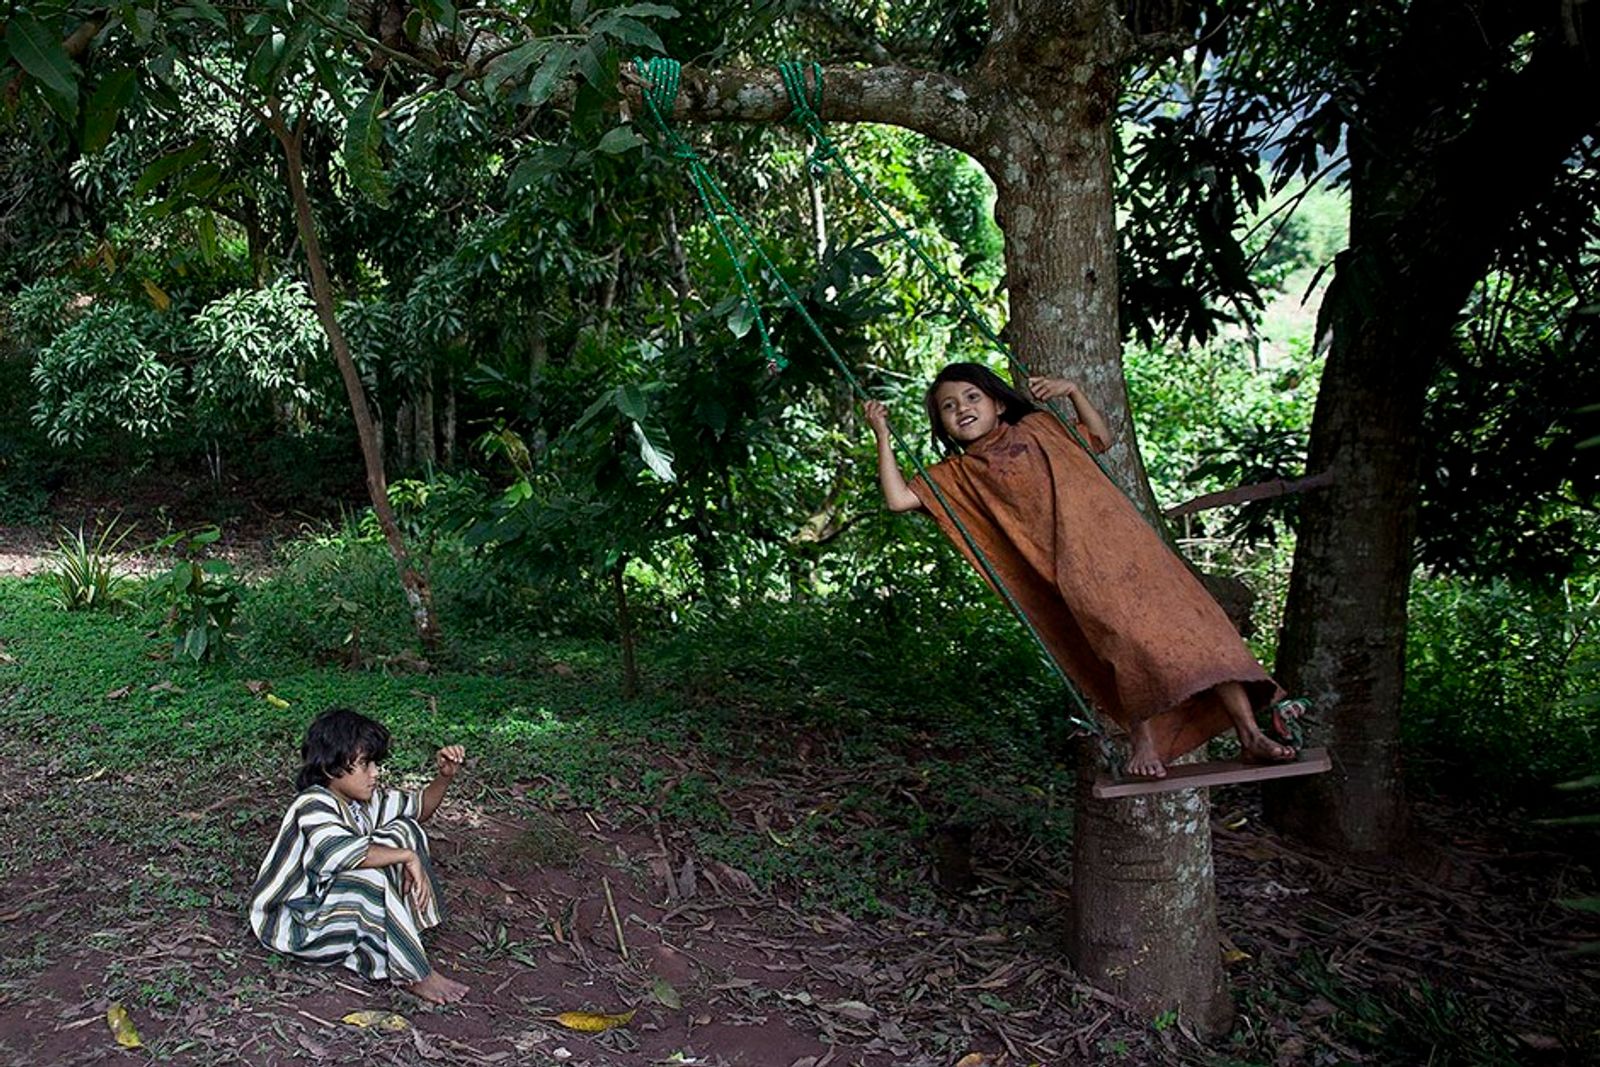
0 1 1596 1064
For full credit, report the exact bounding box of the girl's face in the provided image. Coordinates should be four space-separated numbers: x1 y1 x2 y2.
934 380 1006 444
326 750 381 805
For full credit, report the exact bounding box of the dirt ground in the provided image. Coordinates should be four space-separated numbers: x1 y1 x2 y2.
0 717 1595 1067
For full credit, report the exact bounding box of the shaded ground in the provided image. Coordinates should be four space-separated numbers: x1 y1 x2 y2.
0 716 1594 1066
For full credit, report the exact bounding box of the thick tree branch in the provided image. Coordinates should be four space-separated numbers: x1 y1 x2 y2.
1163 471 1334 519
630 65 988 157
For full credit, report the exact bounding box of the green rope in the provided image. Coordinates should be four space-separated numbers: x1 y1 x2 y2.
774 61 1126 488
638 58 788 374
636 56 1109 750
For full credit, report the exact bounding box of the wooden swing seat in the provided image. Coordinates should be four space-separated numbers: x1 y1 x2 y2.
1091 747 1332 799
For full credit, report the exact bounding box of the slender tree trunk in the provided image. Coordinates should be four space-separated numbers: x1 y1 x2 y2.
269 108 441 650
442 376 457 466
613 559 639 698
417 377 437 469
396 398 415 470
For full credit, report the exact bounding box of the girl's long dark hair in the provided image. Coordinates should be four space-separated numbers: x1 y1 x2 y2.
924 362 1038 454
295 708 391 791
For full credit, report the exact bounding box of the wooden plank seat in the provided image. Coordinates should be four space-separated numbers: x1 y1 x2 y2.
1091 747 1332 799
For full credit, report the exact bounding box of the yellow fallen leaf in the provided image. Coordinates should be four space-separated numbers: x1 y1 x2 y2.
1220 934 1252 965
142 278 171 311
955 1054 993 1067
341 1010 409 1031
554 1008 636 1032
106 1003 142 1048
265 693 291 709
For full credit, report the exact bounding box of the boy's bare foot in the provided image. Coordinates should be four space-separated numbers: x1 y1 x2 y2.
1127 720 1166 778
407 972 470 1004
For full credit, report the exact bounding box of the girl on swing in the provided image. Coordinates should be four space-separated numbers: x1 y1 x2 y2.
864 361 1299 779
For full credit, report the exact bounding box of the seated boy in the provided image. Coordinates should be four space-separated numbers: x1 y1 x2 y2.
249 708 470 1004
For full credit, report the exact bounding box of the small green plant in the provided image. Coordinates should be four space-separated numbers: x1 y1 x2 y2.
145 527 242 662
47 520 136 611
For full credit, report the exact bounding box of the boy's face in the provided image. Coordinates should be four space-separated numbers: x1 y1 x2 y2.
325 751 380 805
934 380 1005 444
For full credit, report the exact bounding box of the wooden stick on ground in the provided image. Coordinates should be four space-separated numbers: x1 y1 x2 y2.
602 877 629 961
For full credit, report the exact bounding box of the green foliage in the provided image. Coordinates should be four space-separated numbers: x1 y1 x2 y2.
190 277 323 429
29 302 189 446
144 528 242 662
1405 574 1600 796
47 520 137 611
1126 334 1321 542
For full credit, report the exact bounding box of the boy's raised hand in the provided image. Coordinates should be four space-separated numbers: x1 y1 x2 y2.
436 744 466 779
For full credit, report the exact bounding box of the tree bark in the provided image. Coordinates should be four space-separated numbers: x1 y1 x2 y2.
269 108 441 651
661 0 1232 1031
1267 1 1600 854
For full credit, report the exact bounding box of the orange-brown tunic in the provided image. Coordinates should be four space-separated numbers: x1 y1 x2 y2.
909 412 1280 764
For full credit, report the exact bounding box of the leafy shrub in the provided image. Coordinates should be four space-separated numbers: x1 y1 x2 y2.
30 302 190 446
47 520 136 611
144 528 243 662
1405 574 1600 797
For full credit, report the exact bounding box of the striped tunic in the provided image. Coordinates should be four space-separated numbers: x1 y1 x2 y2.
249 786 442 982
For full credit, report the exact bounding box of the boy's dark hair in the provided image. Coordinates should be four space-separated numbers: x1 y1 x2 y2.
295 708 391 791
924 362 1038 454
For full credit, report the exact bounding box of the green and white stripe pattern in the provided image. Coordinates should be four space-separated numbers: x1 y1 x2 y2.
249 786 441 982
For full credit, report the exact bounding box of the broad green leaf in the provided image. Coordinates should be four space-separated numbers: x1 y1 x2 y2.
651 976 682 1009
615 384 649 422
343 87 390 205
191 528 222 545
244 33 288 92
1558 897 1600 914
172 1 228 27
1556 774 1600 791
5 13 78 101
570 0 591 24
485 40 546 95
82 69 138 153
196 210 218 263
524 45 570 108
133 143 210 199
310 46 348 111
727 300 756 338
574 39 604 86
631 421 675 483
593 15 663 53
612 3 680 17
596 126 646 154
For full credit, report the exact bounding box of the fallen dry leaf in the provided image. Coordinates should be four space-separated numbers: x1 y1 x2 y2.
341 1010 409 1031
652 976 683 1009
554 1008 635 1032
955 1055 994 1067
243 680 272 695
104 686 132 700
106 1003 142 1049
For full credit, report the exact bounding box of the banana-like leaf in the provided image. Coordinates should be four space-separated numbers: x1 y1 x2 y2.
83 69 138 153
344 87 391 205
6 14 77 100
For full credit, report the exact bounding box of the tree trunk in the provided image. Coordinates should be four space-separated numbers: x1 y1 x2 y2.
441 376 457 466
416 377 437 470
1266 3 1600 855
395 399 415 470
978 24 1232 1033
270 109 441 651
613 560 639 698
1264 252 1422 853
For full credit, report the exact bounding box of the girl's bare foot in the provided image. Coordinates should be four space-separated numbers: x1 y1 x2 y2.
406 972 470 1004
1215 682 1296 762
1127 720 1166 778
